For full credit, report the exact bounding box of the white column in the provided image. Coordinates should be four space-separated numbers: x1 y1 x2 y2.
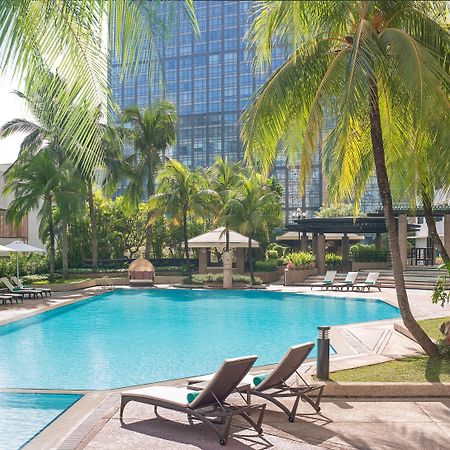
222 251 233 289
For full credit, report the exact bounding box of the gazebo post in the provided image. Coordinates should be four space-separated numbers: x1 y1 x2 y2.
312 233 318 257
300 232 308 252
375 233 382 251
236 248 245 274
317 233 326 275
398 213 408 269
341 232 350 261
199 248 208 274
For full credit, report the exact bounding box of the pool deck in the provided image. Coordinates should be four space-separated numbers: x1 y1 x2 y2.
1 285 449 449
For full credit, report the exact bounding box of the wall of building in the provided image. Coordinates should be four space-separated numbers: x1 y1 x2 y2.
0 163 44 247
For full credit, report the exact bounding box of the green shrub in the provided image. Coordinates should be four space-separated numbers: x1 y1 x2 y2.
266 249 279 260
266 243 288 258
350 244 388 262
188 273 262 285
325 253 343 269
283 252 315 269
254 259 279 272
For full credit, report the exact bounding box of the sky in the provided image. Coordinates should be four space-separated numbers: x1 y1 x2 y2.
0 69 33 164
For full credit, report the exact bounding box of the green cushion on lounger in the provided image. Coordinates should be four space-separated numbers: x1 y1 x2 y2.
324 280 332 284
365 281 374 285
187 392 200 403
253 374 267 386
13 287 20 291
344 280 353 284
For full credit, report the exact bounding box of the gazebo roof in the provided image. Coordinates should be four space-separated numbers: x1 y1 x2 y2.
188 227 260 248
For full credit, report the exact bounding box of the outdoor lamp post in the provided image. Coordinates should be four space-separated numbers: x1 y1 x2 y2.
316 326 330 380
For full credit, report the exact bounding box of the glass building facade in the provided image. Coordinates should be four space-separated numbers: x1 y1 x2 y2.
110 0 379 219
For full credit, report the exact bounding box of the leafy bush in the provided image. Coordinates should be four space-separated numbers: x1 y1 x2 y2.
23 274 50 283
283 252 315 269
187 273 263 285
325 253 343 269
437 339 450 358
254 259 279 272
0 254 49 277
350 244 388 262
266 243 288 259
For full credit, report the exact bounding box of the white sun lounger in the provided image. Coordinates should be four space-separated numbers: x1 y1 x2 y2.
11 276 51 297
1 277 42 298
311 271 337 290
188 343 324 422
120 356 266 446
352 272 381 291
330 272 359 291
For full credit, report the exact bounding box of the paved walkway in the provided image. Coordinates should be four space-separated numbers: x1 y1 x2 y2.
80 395 450 449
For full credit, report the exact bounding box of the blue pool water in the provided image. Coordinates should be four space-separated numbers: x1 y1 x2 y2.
0 393 81 450
0 289 399 390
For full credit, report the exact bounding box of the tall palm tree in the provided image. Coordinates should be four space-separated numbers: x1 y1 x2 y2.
242 1 448 357
206 157 242 251
148 160 206 264
122 101 177 259
0 0 196 175
4 150 83 281
225 174 283 283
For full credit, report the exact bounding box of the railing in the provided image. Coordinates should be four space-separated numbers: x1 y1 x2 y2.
408 247 434 266
101 275 115 291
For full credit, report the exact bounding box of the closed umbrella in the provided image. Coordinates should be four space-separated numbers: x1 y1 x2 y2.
5 241 46 280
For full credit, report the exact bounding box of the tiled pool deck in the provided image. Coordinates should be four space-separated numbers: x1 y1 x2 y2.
1 285 449 449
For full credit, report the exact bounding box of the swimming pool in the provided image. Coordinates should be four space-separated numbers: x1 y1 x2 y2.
0 393 81 450
0 289 399 390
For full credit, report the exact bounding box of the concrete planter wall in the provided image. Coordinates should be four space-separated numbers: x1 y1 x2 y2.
251 271 282 283
284 268 318 286
351 261 391 271
34 277 129 292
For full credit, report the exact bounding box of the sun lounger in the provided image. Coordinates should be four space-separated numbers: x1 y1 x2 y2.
0 277 42 298
120 356 266 446
311 271 337 290
330 272 359 291
352 272 381 291
188 343 324 422
0 295 14 305
11 276 51 297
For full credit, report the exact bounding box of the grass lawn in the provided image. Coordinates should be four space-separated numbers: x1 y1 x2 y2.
330 316 450 383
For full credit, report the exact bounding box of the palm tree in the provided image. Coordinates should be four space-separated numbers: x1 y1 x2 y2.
4 150 83 281
121 101 177 259
242 1 448 357
205 157 242 251
225 174 283 283
0 1 197 175
148 160 206 264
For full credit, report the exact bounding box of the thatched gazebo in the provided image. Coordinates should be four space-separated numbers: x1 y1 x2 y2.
128 258 155 285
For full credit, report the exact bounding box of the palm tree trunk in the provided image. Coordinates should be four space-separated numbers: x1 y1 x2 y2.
248 236 255 284
145 211 152 259
87 181 98 270
225 228 230 252
369 79 439 357
422 190 450 272
48 210 56 283
183 208 189 265
61 220 69 280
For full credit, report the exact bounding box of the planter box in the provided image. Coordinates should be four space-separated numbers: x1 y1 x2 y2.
351 261 391 271
284 268 318 286
33 277 129 292
251 271 282 284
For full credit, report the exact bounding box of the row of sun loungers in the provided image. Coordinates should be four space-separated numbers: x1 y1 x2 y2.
121 342 323 445
311 271 381 291
0 277 51 305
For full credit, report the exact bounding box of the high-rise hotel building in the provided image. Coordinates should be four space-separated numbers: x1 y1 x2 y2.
109 0 380 219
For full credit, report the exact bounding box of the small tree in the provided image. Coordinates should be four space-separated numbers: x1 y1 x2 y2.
225 174 283 283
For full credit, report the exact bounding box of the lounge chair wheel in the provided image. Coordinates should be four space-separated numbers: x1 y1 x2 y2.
288 416 295 423
258 428 263 434
219 438 227 446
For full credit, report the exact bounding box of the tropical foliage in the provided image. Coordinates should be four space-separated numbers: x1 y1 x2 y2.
283 252 316 270
242 0 449 356
325 253 343 269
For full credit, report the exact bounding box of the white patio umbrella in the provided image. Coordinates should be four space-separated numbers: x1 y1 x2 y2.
5 240 46 279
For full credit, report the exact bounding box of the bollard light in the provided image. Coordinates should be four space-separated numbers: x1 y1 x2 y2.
317 326 330 380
